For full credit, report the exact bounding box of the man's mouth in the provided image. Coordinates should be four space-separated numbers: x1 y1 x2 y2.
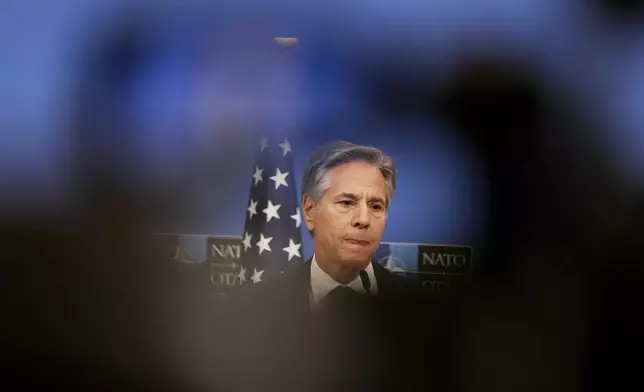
345 238 370 246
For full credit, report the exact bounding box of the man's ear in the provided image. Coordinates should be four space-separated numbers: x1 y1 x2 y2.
301 196 317 233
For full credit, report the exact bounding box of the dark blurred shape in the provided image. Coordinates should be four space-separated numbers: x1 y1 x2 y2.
590 0 644 30
437 57 545 278
583 199 644 392
365 45 644 389
362 66 437 118
432 53 644 391
596 0 644 20
94 23 149 90
1 16 197 390
586 268 644 392
74 20 150 183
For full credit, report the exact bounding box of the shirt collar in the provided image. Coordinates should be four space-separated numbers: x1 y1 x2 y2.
310 254 378 304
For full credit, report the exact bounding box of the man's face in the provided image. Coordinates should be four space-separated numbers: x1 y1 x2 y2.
303 161 388 268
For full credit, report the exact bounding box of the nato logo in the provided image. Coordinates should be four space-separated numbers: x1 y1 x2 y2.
160 234 208 265
373 242 420 273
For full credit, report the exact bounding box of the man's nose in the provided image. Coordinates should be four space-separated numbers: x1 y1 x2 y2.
352 203 371 229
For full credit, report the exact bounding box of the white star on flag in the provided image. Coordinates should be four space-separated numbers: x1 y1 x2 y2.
237 265 247 284
269 168 289 190
290 208 301 228
262 200 281 222
259 137 269 152
256 233 273 255
252 166 263 186
278 138 292 156
282 238 301 261
251 268 264 283
242 232 252 251
247 199 258 219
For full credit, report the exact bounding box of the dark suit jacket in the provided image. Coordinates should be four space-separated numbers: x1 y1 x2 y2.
209 260 455 392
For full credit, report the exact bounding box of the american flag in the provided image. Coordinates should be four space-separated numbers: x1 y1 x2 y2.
238 134 303 285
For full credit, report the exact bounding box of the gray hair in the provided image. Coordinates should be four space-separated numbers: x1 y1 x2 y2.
300 140 397 208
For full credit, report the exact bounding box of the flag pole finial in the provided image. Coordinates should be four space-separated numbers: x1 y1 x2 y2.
273 37 298 47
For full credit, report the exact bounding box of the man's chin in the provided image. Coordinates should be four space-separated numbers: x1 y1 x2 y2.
337 254 372 268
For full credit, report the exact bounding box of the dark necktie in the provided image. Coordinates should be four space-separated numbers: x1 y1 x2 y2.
323 285 361 307
318 285 375 333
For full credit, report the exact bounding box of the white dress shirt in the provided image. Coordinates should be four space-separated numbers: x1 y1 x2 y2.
309 255 378 307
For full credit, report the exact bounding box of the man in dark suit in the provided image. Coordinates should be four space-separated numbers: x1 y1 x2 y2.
211 141 453 392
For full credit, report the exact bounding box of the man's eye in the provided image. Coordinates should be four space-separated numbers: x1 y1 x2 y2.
339 200 354 206
372 204 384 211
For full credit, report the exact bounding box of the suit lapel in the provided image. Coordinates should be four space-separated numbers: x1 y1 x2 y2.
276 259 312 320
372 261 395 298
